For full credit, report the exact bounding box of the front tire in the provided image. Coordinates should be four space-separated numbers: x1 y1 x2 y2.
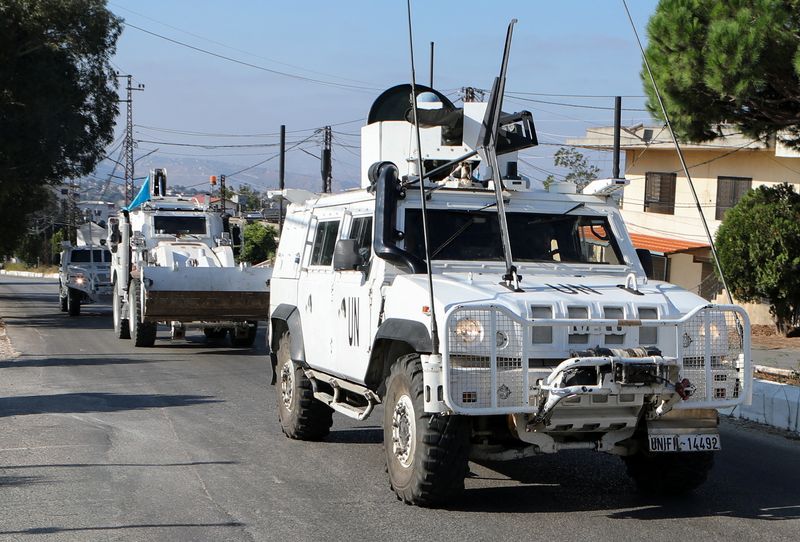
67 287 80 316
203 327 227 339
383 354 470 507
623 448 715 495
276 331 332 440
59 283 68 312
128 279 156 347
113 281 130 339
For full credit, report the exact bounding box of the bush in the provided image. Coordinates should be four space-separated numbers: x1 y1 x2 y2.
239 222 278 265
716 183 800 334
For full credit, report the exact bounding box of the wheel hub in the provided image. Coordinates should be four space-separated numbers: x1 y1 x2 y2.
280 361 294 412
392 394 415 468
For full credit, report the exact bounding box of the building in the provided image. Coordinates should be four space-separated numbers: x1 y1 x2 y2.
568 126 800 325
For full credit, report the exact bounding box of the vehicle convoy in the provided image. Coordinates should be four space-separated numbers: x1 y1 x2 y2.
108 169 271 347
269 23 752 506
58 242 112 316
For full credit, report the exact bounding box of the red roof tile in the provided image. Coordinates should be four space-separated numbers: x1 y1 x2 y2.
629 232 709 255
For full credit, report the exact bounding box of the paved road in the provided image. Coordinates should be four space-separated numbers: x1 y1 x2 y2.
1 276 799 542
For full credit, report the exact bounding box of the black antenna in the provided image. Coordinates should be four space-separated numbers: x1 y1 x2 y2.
478 19 521 291
406 0 440 355
622 0 733 304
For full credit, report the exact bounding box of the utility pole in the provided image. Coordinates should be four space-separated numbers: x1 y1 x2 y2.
219 174 226 215
321 125 332 193
278 124 285 231
429 41 434 87
116 74 145 205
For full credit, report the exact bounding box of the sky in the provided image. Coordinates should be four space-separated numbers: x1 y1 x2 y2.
104 0 661 193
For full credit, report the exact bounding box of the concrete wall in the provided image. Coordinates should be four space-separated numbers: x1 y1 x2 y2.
666 252 703 293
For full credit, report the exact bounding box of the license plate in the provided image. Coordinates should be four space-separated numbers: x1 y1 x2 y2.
648 433 721 453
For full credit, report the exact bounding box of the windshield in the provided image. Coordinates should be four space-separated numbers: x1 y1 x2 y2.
404 209 623 264
153 216 207 235
70 249 111 263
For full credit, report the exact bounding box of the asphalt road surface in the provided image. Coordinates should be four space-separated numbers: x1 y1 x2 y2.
1 275 799 542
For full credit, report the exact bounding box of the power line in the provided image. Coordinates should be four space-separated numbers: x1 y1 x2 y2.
122 21 381 93
225 133 318 178
110 2 376 88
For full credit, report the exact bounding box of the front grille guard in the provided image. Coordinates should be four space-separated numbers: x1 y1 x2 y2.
442 304 751 416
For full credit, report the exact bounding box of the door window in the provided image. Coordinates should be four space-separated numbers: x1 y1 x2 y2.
309 220 340 266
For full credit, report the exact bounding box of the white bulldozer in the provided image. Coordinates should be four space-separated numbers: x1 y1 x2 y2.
108 168 271 347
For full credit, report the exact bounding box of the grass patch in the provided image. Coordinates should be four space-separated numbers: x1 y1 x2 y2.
1 262 59 274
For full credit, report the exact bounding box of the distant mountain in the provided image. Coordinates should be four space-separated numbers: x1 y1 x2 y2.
77 154 360 204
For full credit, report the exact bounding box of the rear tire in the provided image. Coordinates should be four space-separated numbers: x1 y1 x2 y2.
383 354 470 507
128 279 156 347
113 281 130 339
623 448 715 495
67 287 80 316
276 331 333 440
230 321 258 348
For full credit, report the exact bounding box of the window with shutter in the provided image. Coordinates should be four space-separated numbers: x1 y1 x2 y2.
644 172 676 214
715 176 751 220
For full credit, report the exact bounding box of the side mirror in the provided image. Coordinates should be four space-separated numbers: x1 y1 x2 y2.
333 239 361 271
636 248 654 279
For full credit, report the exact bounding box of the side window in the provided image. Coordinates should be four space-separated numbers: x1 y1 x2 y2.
310 220 340 266
348 216 373 261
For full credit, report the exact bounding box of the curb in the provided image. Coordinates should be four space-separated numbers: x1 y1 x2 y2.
721 379 800 434
0 269 59 279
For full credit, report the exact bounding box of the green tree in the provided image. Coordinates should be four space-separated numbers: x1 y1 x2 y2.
239 222 278 265
643 0 800 149
236 185 262 211
715 183 800 334
0 0 122 255
545 147 599 191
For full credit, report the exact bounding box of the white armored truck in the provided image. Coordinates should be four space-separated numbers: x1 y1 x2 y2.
269 24 752 506
58 242 112 316
108 169 270 347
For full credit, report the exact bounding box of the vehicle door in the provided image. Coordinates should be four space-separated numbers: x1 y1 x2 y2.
296 211 341 371
331 214 376 382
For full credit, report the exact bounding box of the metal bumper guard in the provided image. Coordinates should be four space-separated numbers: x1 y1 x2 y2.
432 304 751 416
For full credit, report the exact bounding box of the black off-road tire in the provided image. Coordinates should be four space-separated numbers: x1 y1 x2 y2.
203 327 227 339
128 279 156 347
276 331 333 440
230 321 258 348
623 448 715 495
59 284 68 312
113 281 130 339
67 287 81 316
383 354 471 507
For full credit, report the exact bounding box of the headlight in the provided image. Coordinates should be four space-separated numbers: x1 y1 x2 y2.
454 318 483 343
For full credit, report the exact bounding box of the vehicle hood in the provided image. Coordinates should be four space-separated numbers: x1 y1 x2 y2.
386 270 709 321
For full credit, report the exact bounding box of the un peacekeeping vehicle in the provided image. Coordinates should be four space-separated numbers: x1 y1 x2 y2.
108 169 270 347
269 24 752 506
58 241 112 316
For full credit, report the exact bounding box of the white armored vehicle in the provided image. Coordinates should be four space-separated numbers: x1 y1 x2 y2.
269 23 752 506
58 242 112 316
108 169 270 347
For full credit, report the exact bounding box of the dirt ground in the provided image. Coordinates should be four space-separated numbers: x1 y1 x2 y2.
751 324 800 350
